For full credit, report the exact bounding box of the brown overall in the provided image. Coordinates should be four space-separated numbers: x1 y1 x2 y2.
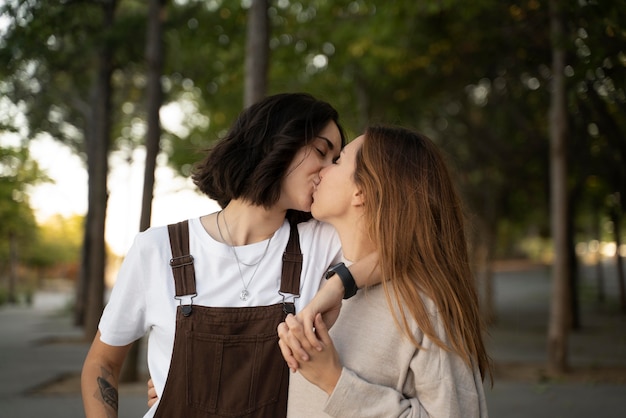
154 220 302 418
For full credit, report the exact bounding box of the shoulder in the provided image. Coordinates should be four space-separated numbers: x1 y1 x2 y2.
127 221 189 258
132 223 170 247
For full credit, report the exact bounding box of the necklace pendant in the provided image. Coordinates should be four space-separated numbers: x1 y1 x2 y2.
240 289 250 301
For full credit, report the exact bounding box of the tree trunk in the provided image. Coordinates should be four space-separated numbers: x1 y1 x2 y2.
8 230 17 304
120 0 166 383
138 0 165 235
546 0 570 374
566 188 581 330
470 208 497 325
593 208 606 303
75 209 91 326
610 205 626 314
567 215 580 330
83 0 116 340
244 0 269 107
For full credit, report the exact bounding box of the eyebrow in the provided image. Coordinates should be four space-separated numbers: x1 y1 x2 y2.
316 136 335 150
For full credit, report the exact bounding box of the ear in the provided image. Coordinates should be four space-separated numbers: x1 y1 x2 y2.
352 188 365 207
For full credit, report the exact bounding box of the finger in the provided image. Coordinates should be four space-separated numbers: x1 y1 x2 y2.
278 338 299 372
277 321 288 339
300 313 323 352
278 319 305 367
284 314 312 361
313 313 332 346
147 388 157 407
291 310 323 352
277 322 298 369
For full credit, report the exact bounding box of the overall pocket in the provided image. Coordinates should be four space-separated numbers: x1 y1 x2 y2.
185 329 287 417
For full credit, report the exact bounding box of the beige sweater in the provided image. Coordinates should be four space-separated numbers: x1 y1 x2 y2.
287 284 488 418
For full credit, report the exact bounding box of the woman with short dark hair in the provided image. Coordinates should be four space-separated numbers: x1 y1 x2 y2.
81 93 377 418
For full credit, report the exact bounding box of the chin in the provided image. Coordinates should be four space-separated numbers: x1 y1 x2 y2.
291 202 312 214
310 204 321 220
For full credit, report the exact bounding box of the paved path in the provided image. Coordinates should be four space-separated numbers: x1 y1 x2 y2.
0 289 148 417
0 263 624 417
484 263 626 418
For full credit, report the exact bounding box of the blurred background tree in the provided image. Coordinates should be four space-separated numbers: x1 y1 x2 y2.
0 0 624 377
0 145 42 304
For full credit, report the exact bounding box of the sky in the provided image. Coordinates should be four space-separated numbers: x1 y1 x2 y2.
0 91 220 256
26 136 220 256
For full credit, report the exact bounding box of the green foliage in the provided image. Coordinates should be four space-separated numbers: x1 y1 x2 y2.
0 0 151 155
0 1 103 150
23 214 83 269
1 0 624 260
162 0 250 172
0 144 43 265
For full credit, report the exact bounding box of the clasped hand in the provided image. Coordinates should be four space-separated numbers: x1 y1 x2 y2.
277 312 342 395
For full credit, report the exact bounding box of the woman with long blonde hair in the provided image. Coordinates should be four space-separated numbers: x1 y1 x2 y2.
279 125 492 417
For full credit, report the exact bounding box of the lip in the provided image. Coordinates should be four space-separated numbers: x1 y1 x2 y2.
312 178 320 194
312 181 320 197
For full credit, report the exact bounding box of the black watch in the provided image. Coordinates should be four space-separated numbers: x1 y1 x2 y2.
324 262 358 299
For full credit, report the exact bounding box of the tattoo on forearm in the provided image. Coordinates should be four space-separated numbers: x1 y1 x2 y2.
97 376 118 410
95 367 118 414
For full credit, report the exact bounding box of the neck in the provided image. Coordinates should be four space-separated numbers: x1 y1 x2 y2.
330 215 376 263
213 200 286 246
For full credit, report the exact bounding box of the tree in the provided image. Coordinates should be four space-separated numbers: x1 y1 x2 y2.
244 0 269 107
0 0 136 333
547 0 570 374
120 0 166 383
81 0 118 340
0 145 42 302
25 214 83 286
139 0 166 236
1 0 624 366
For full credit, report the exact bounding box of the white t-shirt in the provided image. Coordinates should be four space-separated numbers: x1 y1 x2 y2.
98 217 341 417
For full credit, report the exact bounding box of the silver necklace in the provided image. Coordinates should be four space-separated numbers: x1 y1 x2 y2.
216 210 272 301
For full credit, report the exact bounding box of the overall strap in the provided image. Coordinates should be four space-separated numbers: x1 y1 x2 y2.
168 220 197 316
168 218 301 315
279 219 302 298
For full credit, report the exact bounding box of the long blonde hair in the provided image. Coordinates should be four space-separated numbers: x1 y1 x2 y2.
354 125 492 381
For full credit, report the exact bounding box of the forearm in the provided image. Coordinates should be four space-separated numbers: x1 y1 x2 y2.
286 253 380 357
81 362 120 418
81 334 131 418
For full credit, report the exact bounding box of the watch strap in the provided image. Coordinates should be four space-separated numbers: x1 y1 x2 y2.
324 262 358 299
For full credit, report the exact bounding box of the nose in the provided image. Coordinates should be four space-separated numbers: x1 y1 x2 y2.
319 165 330 179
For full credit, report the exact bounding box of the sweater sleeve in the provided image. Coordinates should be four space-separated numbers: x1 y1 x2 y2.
323 366 429 418
323 333 484 418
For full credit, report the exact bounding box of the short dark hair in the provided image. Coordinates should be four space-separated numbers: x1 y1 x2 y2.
192 93 345 210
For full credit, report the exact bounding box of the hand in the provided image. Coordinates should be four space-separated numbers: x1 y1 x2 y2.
295 274 344 351
295 251 380 346
147 378 158 408
281 314 342 395
277 318 300 372
277 275 342 372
